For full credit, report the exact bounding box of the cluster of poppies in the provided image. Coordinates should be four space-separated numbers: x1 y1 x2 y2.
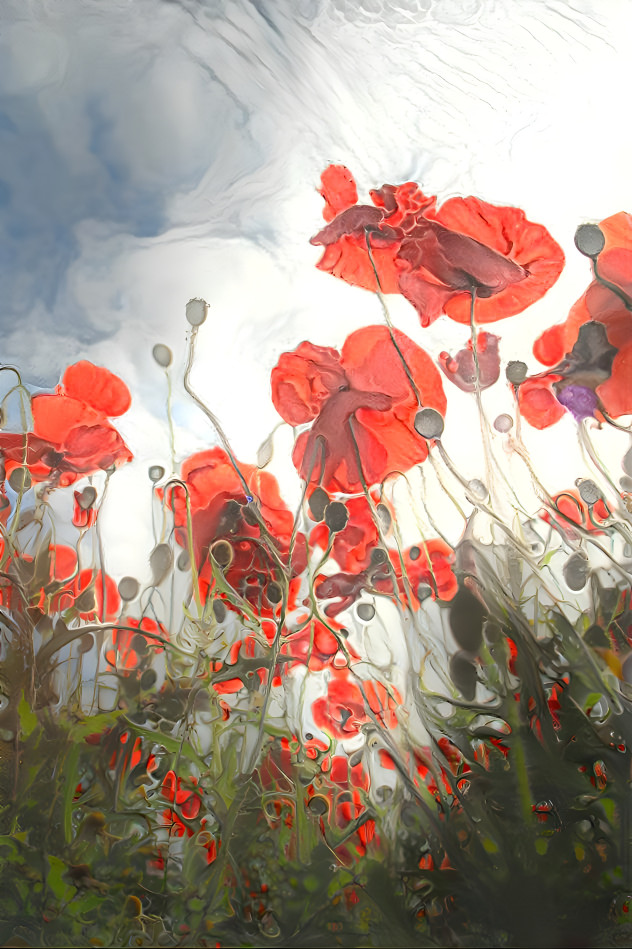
2 164 630 836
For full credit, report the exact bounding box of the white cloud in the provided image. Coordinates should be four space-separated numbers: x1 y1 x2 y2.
1 0 631 574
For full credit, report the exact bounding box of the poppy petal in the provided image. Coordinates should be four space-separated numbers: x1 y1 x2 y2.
271 342 346 425
434 197 565 323
62 362 131 417
318 164 358 223
517 377 566 429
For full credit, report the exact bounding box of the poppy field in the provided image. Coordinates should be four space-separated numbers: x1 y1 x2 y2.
2 166 632 947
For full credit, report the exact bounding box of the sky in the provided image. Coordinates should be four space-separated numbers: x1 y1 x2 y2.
1 0 631 574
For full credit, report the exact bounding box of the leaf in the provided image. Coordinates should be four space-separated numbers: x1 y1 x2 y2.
46 855 76 903
17 692 37 738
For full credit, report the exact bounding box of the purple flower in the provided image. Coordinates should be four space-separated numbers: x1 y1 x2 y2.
556 384 600 421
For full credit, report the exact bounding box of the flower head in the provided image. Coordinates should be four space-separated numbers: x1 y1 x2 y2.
525 212 632 425
271 325 446 492
311 165 564 327
166 447 305 610
0 361 132 485
518 320 618 429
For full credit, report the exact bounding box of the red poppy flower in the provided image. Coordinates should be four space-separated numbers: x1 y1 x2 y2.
53 568 121 622
519 318 620 429
526 212 632 424
73 486 98 529
311 165 564 327
311 669 401 740
281 616 361 672
161 770 202 820
271 325 446 492
48 544 78 582
374 540 458 605
24 543 78 610
105 616 168 672
166 447 306 610
311 670 370 739
315 537 456 616
540 490 610 537
0 362 132 485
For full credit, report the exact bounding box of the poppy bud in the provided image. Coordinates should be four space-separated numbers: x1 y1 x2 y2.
325 501 349 533
506 361 527 384
8 467 31 492
417 582 433 602
576 479 601 506
449 586 486 653
210 540 233 568
141 669 157 690
77 486 97 509
308 487 329 522
152 344 172 368
266 582 283 604
149 544 173 587
212 599 227 623
449 651 477 701
467 479 488 501
356 601 375 622
118 576 139 601
564 552 589 591
414 408 444 439
574 223 605 258
494 413 513 433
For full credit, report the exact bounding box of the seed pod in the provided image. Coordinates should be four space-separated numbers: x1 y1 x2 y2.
506 361 527 384
450 651 478 701
574 223 605 258
494 414 513 433
564 552 589 591
449 586 486 654
266 582 283 605
414 408 444 439
8 467 31 492
325 501 348 533
148 465 165 483
150 544 173 587
152 343 172 368
210 540 233 568
77 486 97 509
356 601 375 622
185 298 209 326
577 479 601 506
118 576 139 601
308 487 329 522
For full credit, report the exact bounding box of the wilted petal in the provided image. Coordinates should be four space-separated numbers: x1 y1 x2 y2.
438 332 500 392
